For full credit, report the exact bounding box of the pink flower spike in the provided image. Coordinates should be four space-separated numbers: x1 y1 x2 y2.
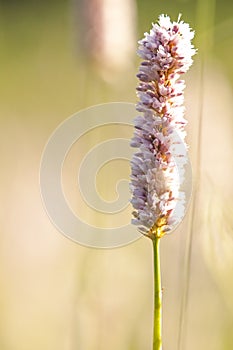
130 14 196 239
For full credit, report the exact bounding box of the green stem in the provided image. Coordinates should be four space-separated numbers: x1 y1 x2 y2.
153 237 162 350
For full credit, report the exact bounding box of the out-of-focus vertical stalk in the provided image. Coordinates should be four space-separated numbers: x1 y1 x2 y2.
177 1 216 349
195 0 216 175
153 238 162 350
196 0 216 53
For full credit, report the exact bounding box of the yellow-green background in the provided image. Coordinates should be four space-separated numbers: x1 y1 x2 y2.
0 0 233 349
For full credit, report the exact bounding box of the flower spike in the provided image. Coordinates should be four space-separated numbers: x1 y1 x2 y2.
130 14 196 239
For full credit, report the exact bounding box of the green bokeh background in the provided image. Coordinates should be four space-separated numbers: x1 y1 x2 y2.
0 1 233 349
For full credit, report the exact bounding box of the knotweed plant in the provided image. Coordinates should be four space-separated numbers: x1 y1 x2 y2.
130 14 195 349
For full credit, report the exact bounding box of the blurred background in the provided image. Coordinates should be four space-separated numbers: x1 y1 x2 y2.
0 0 233 349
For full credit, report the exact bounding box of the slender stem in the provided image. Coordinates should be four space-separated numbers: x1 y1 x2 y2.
153 237 162 350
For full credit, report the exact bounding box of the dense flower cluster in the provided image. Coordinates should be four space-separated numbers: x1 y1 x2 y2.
130 14 195 239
